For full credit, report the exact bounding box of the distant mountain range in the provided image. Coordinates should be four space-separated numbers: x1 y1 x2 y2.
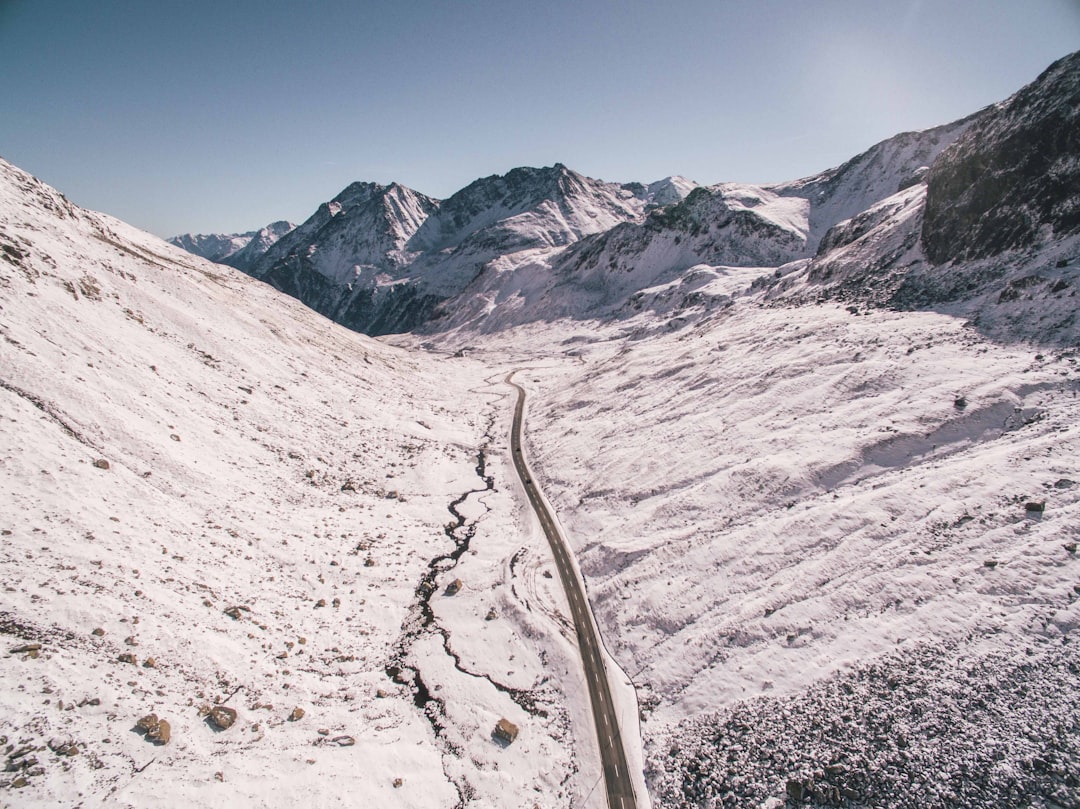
170 50 1080 342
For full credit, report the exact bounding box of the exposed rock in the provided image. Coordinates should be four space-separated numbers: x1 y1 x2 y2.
117 653 137 665
142 657 156 668
787 778 810 802
91 627 105 637
288 707 305 722
208 705 237 730
9 643 41 655
493 717 519 744
1025 501 1046 513
148 719 170 745
92 458 110 470
444 578 463 596
923 51 1080 264
332 735 355 746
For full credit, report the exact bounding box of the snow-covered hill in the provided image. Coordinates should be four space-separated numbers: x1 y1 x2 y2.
0 158 610 808
5 46 1080 809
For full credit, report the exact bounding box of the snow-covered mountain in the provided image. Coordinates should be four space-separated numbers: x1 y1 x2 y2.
224 220 295 271
762 49 1080 346
5 47 1080 809
200 164 695 335
0 158 606 808
167 219 295 272
167 230 255 264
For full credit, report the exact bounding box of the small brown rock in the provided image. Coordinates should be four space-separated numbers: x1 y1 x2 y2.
148 719 170 745
288 707 305 722
142 657 156 669
314 598 326 608
208 705 237 730
393 777 403 788
91 628 105 637
136 713 159 733
117 653 137 665
92 459 110 470
10 643 41 655
332 735 355 746
493 717 519 744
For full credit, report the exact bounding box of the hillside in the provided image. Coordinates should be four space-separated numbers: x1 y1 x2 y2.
0 158 608 808
5 47 1080 809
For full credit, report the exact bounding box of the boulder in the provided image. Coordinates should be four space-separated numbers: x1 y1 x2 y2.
493 718 519 744
149 719 170 744
208 705 237 730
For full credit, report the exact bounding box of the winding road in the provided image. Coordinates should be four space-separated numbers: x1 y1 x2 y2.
505 371 637 809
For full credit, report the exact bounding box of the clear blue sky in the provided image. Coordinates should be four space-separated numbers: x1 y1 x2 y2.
1 1 1077 238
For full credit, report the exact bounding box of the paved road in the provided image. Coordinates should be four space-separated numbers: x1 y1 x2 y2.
505 372 637 809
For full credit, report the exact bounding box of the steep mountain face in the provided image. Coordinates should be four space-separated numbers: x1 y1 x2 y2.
770 116 977 252
922 50 1080 264
224 219 295 271
168 52 1078 343
247 181 440 333
241 164 671 335
759 49 1080 346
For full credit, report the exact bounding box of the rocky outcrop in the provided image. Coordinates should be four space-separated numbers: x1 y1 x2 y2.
922 51 1080 264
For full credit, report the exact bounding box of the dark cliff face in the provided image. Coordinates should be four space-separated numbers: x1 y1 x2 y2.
922 51 1080 265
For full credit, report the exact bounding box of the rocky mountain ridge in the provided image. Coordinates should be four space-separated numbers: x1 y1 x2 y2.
167 51 1080 346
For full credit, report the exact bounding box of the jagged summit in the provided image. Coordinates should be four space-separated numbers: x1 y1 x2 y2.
164 51 1080 339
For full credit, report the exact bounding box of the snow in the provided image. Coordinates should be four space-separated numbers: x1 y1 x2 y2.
440 286 1080 805
3 50 1079 807
0 158 605 808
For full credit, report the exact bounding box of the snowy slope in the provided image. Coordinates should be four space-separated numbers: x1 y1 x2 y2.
0 159 611 808
451 292 1080 808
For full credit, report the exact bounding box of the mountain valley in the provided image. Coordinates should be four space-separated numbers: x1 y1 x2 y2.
4 49 1080 809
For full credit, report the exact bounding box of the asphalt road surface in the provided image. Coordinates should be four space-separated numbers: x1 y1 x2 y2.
505 372 637 809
